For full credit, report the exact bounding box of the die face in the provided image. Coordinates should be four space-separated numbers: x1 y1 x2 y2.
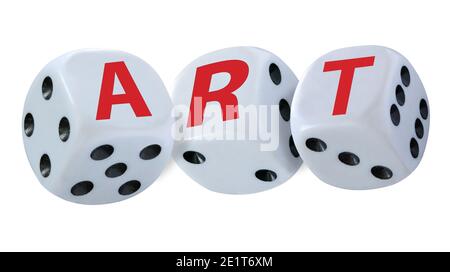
380 51 429 172
174 47 295 109
293 46 392 126
56 135 170 204
23 50 173 204
23 68 78 196
173 47 301 194
63 50 172 130
292 46 429 189
293 123 410 189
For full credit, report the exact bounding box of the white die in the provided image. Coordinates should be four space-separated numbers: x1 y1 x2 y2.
22 49 173 204
172 47 302 194
291 46 429 190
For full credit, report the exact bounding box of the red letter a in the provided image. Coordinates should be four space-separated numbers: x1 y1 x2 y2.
96 61 151 120
187 60 249 127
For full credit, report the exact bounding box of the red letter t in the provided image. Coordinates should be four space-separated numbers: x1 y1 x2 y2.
323 56 375 115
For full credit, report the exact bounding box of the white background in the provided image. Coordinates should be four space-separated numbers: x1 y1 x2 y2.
0 0 448 251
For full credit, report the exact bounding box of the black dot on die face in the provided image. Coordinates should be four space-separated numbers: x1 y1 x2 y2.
305 138 327 152
415 119 424 139
90 145 114 161
371 166 393 180
410 138 419 158
255 169 277 182
401 66 411 87
420 99 429 120
289 136 299 158
24 113 34 137
105 163 127 178
119 180 141 196
183 151 206 164
42 76 53 100
396 85 405 106
71 181 94 196
40 154 51 178
58 117 70 142
139 144 161 160
279 99 291 122
390 104 401 126
338 152 360 166
269 63 282 85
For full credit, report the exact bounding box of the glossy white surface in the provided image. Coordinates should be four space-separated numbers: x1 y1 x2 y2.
173 47 302 194
23 50 173 204
292 46 429 189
